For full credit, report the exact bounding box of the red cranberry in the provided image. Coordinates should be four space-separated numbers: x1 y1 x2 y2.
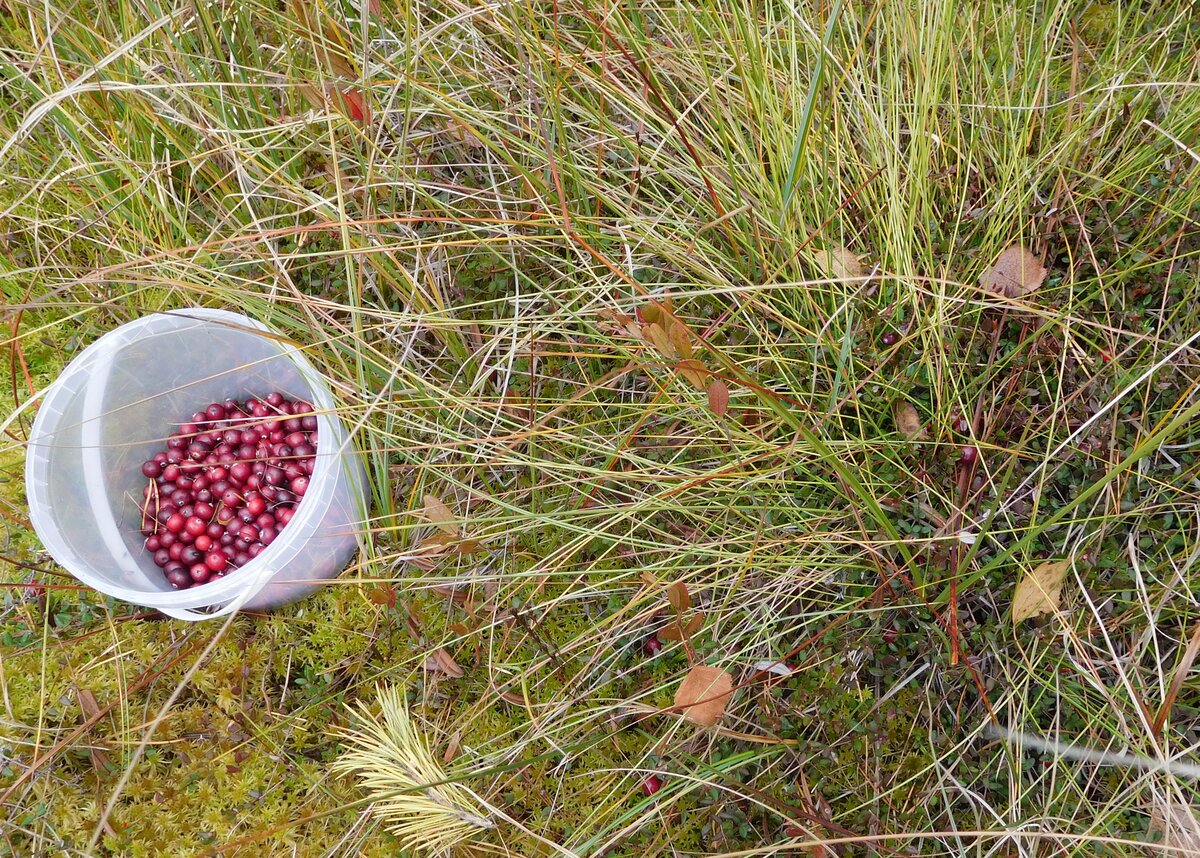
145 535 162 552
246 495 267 516
204 552 228 572
300 415 318 431
234 551 252 566
290 476 309 496
960 445 979 464
162 464 181 482
277 507 295 525
642 775 663 796
168 542 184 561
194 502 215 520
194 535 213 552
166 569 191 589
165 513 186 534
954 417 970 434
283 417 302 433
258 526 277 546
184 516 207 537
644 637 663 657
248 542 266 557
239 525 259 543
265 392 284 408
159 532 176 548
189 563 211 584
153 549 171 567
881 332 898 346
882 628 898 644
230 462 252 484
222 489 242 508
284 431 306 448
142 460 162 478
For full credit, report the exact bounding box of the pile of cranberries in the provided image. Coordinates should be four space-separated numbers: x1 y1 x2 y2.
137 392 317 590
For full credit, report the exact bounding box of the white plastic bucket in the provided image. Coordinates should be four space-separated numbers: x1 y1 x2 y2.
24 308 368 621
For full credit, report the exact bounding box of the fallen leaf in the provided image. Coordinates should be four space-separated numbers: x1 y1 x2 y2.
819 245 864 281
750 660 794 677
1147 800 1200 855
707 379 730 417
423 495 459 536
674 664 734 726
367 0 381 15
442 730 462 765
424 648 465 678
667 582 691 612
981 244 1046 299
1012 559 1072 622
75 688 112 776
893 401 926 440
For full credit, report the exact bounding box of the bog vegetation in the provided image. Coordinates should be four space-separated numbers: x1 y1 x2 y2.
0 0 1198 855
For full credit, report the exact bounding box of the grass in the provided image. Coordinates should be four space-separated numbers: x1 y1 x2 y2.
0 0 1198 854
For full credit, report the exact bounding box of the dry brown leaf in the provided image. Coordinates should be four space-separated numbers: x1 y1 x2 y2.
674 664 734 726
667 582 691 612
424 647 465 678
645 322 675 359
668 321 694 361
442 730 462 765
981 244 1047 299
1147 800 1200 855
676 359 709 390
659 612 705 641
423 494 459 536
707 379 730 417
1012 559 1072 622
819 245 864 281
893 401 926 440
75 688 112 776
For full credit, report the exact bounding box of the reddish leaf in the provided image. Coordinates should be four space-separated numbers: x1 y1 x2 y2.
331 86 371 124
659 612 705 641
424 647 465 678
667 581 691 612
367 0 382 15
707 379 729 417
367 585 396 608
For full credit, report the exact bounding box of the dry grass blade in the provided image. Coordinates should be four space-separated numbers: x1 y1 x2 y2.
334 686 493 855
